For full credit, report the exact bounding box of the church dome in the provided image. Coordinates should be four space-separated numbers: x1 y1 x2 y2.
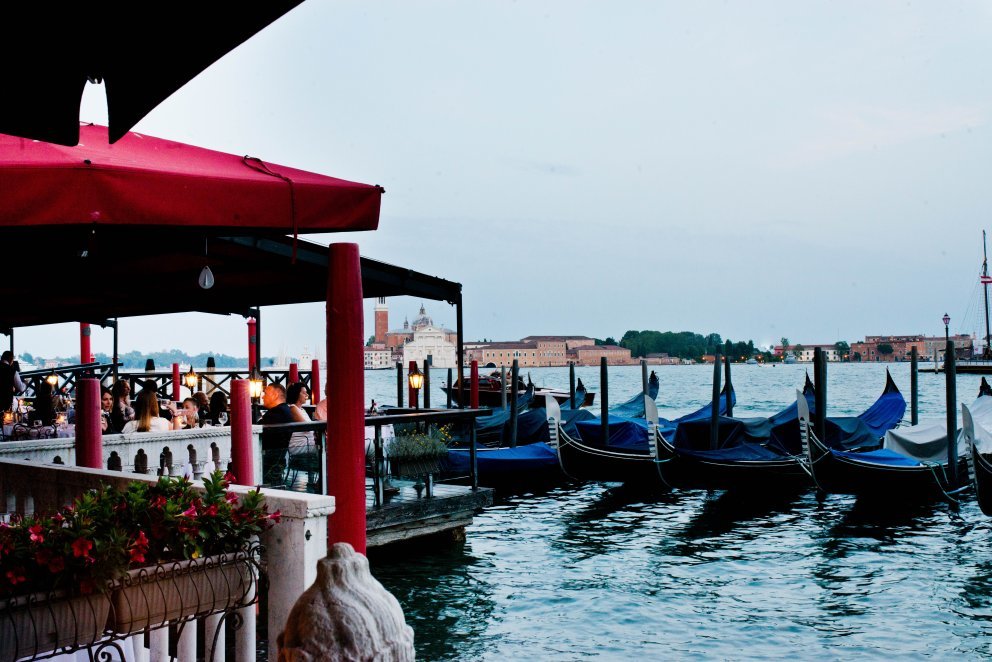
411 304 433 330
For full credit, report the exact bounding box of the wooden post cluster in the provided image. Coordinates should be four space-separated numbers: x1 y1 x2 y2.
946 341 958 485
601 357 609 447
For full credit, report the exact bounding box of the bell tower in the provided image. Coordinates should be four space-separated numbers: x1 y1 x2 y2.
374 297 388 344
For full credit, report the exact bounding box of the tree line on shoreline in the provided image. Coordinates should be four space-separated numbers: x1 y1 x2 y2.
613 330 852 363
17 350 280 370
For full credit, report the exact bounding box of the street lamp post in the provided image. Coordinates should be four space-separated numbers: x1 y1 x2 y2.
943 313 951 362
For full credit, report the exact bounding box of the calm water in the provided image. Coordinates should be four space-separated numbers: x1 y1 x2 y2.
367 364 992 660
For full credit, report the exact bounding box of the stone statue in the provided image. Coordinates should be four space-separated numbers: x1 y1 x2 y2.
278 542 415 661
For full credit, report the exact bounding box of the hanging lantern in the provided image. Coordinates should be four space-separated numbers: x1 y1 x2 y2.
184 366 198 390
249 366 265 401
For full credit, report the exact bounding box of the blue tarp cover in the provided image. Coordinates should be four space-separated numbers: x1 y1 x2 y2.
442 442 559 476
830 447 922 467
609 372 660 419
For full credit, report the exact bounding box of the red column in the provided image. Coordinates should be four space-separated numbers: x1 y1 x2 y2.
247 318 258 372
229 379 254 485
326 243 365 553
470 360 479 409
172 363 181 402
75 378 102 469
408 360 418 409
311 359 321 404
79 323 92 364
288 362 299 384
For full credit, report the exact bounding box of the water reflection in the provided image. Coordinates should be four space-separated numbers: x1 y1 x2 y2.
371 542 496 661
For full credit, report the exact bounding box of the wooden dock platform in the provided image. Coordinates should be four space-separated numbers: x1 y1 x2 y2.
365 478 494 548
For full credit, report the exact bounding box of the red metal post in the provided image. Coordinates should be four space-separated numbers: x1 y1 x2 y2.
172 362 181 403
311 359 321 404
408 360 418 409
75 378 102 469
288 362 299 384
79 322 92 363
247 318 258 372
326 243 366 553
229 379 254 485
470 360 479 409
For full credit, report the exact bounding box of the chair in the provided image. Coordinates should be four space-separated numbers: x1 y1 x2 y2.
285 431 321 493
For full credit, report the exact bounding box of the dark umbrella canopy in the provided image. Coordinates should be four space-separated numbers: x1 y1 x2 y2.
1 2 305 146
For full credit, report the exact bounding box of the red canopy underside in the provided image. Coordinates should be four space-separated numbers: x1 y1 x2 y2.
0 125 380 234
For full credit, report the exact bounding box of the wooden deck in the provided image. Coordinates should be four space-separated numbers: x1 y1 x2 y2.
365 478 493 548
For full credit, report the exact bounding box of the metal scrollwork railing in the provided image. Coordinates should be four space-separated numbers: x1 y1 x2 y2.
1 542 264 661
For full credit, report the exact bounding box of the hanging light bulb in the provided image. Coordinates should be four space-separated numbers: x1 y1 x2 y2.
198 265 215 289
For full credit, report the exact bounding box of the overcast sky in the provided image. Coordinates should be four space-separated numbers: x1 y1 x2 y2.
19 1 992 359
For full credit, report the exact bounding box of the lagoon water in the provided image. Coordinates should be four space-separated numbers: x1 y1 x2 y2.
366 364 992 659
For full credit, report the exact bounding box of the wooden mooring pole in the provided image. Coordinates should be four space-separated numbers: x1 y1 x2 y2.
724 353 733 418
910 347 919 425
500 366 507 410
710 353 721 450
946 342 958 485
395 361 403 408
423 360 431 409
641 359 648 396
814 348 827 444
446 368 453 409
601 357 609 447
569 362 576 409
510 360 520 448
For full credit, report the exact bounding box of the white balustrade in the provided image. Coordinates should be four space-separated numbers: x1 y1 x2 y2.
0 426 264 481
0 457 333 661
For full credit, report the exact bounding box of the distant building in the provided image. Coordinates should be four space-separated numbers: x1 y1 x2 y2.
644 353 682 365
520 335 596 350
850 334 973 362
364 346 392 370
403 324 458 369
374 297 388 344
772 344 841 362
466 342 543 368
570 344 633 366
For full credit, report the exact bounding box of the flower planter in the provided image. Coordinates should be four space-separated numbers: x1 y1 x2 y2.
110 552 255 632
1 591 111 661
389 456 443 478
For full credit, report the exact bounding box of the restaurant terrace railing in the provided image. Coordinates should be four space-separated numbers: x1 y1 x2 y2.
0 458 333 661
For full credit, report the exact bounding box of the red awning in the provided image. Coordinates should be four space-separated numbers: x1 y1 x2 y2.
0 124 381 234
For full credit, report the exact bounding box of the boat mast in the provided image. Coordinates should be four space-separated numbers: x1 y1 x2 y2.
984 230 991 359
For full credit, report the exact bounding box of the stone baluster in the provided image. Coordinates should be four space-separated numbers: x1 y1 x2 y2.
134 449 148 474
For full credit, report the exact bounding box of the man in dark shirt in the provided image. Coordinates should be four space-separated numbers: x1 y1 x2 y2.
0 351 19 411
260 383 295 485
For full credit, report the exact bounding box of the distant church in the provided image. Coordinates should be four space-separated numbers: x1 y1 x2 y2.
371 299 458 368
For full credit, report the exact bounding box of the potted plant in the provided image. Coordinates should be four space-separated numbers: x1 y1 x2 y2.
387 428 449 478
0 471 279 659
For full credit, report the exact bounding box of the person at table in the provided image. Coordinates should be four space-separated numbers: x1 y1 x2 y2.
208 391 229 425
30 379 56 426
260 383 295 484
110 380 135 432
0 351 25 411
181 397 200 428
286 382 312 422
100 386 121 434
286 382 314 454
193 391 210 426
122 389 183 433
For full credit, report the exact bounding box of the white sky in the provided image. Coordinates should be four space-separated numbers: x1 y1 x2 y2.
19 0 992 358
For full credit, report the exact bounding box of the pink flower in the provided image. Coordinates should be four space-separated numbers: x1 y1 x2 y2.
202 504 218 517
47 556 65 573
225 491 239 504
28 524 44 544
132 531 149 548
180 505 197 518
71 537 93 558
150 495 167 509
5 568 26 585
129 548 146 564
268 510 282 524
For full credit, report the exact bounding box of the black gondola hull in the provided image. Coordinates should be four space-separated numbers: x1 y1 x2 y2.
556 434 663 485
972 446 992 516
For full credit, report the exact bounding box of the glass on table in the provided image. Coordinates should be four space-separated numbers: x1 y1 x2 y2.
217 412 228 426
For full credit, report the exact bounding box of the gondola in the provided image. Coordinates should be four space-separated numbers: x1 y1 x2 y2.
552 385 735 484
966 382 992 515
608 371 660 419
440 439 565 488
802 379 992 502
654 372 905 493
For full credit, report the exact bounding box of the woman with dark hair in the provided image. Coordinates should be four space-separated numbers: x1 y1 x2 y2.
122 389 182 433
208 391 229 425
286 382 311 422
110 380 135 434
193 391 210 427
100 386 120 433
